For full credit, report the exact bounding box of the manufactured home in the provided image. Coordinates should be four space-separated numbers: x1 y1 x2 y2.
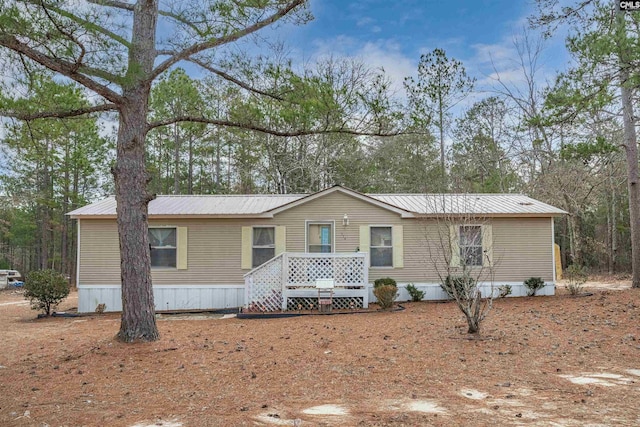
68 186 565 313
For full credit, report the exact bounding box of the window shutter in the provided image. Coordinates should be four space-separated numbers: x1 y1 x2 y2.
177 227 188 270
359 225 370 253
392 225 404 268
482 224 493 267
275 226 286 255
241 226 252 269
449 225 461 267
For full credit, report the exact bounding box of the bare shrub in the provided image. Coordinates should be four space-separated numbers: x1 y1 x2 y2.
421 195 498 334
565 265 588 295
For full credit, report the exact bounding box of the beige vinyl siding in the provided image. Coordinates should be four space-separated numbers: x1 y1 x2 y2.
395 217 553 283
78 220 120 285
490 217 553 281
78 192 554 286
274 191 404 253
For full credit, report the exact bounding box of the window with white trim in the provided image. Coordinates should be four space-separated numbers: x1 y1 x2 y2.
307 222 333 253
149 227 177 268
252 227 275 268
370 226 393 267
460 225 483 266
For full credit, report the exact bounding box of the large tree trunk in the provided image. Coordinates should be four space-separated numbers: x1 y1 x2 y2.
617 7 640 288
61 142 70 279
114 95 158 342
173 123 180 194
620 81 640 287
187 137 193 195
438 91 445 189
114 0 159 342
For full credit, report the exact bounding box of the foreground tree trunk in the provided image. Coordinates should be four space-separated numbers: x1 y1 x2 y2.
114 1 159 342
114 96 158 342
620 80 640 288
616 7 640 288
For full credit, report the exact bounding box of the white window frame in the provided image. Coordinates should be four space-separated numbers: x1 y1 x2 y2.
252 226 276 268
459 224 483 267
149 226 177 269
370 225 393 268
305 220 335 253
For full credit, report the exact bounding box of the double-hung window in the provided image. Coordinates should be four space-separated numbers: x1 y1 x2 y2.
370 226 393 267
252 227 275 268
460 225 483 266
149 227 177 268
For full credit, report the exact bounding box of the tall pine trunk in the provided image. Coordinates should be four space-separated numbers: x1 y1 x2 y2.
114 93 158 342
173 123 180 194
114 0 160 342
616 7 640 288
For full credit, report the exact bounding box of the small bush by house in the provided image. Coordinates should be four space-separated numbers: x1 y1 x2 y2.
406 283 425 302
373 277 397 309
524 277 545 296
24 269 70 316
374 277 397 288
497 284 512 298
373 285 398 309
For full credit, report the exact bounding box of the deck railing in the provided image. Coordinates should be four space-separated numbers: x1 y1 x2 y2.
244 252 369 312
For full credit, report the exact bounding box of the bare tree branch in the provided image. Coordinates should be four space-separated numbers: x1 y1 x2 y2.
147 115 401 137
0 35 123 103
151 0 305 80
1 103 118 120
87 0 134 11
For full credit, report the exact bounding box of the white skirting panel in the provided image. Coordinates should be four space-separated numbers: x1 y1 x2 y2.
79 281 555 312
77 284 245 313
369 282 556 303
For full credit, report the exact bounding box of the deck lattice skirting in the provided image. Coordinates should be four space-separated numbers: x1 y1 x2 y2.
244 252 369 312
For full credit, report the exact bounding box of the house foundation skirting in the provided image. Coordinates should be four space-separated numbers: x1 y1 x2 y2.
382 282 556 302
77 281 555 313
77 284 244 313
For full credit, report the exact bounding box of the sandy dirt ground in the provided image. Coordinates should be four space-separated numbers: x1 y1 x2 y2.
0 280 639 426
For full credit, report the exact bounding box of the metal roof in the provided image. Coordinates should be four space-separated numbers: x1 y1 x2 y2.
369 193 566 216
68 188 565 218
67 194 305 217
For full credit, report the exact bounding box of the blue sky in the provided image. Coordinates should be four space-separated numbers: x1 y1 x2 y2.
269 0 569 97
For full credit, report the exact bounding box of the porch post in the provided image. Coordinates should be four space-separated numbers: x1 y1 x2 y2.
363 252 369 308
281 253 288 311
244 276 251 310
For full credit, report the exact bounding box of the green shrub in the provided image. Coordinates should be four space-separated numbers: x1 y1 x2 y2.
565 264 587 296
441 275 476 300
24 269 70 316
497 284 512 298
373 284 398 309
374 277 397 288
524 277 545 296
406 283 425 302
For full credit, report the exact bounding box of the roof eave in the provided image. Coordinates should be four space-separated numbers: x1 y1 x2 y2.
70 213 276 220
268 185 415 218
412 212 566 218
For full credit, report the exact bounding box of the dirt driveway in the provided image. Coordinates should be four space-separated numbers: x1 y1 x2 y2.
0 283 639 426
